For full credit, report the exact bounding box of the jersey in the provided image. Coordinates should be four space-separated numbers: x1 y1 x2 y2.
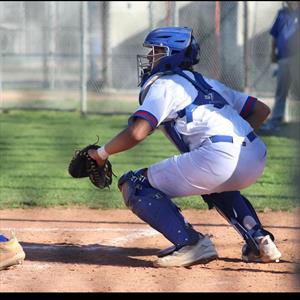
129 70 257 152
128 70 266 197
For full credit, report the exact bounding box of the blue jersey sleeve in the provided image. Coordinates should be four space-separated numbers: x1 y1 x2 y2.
270 11 281 39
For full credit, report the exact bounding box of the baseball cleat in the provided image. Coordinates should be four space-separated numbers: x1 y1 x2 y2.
153 235 218 267
0 234 26 270
242 235 282 263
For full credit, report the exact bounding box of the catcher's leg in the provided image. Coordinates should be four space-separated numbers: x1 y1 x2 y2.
118 169 199 247
202 191 281 262
118 169 218 267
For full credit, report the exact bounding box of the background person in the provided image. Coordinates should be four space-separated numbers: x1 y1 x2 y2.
261 1 299 132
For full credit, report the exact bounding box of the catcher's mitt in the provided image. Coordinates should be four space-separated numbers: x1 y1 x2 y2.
68 142 113 189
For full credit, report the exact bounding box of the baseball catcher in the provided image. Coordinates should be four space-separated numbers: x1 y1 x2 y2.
85 26 282 267
68 140 113 189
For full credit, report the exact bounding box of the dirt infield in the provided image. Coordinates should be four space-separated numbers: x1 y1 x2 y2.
0 208 299 292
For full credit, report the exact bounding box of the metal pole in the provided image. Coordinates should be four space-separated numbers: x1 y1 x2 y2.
19 2 26 54
101 1 107 89
0 2 3 111
101 1 112 90
171 1 179 26
165 1 171 26
0 51 3 112
0 3 2 111
243 1 250 93
43 2 49 88
80 1 88 115
88 1 99 85
214 1 221 80
149 2 154 30
49 1 56 90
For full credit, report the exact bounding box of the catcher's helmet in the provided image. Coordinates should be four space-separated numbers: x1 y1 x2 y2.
137 26 200 85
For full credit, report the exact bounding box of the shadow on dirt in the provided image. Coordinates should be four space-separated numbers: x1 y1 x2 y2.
21 242 158 268
202 257 297 275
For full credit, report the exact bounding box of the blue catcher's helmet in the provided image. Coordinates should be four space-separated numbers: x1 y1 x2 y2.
137 26 200 86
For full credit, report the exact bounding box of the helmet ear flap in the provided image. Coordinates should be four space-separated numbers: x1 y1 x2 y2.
182 36 200 67
184 44 193 59
190 37 200 65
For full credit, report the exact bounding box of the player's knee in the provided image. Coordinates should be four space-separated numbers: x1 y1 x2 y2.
118 169 200 247
118 169 150 209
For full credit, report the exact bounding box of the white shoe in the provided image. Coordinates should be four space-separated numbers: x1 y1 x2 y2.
0 234 26 270
242 235 282 263
153 235 218 268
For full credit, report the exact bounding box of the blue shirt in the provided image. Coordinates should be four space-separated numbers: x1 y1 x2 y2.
270 8 299 60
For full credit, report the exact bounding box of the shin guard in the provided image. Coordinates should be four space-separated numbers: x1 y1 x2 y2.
118 169 200 248
202 191 274 255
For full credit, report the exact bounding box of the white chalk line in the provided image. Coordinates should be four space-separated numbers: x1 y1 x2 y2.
0 227 151 232
0 227 159 251
109 229 159 246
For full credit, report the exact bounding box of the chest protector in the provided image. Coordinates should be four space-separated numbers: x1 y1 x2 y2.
139 69 229 153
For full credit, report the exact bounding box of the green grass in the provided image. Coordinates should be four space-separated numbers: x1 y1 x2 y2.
0 110 299 211
2 98 138 114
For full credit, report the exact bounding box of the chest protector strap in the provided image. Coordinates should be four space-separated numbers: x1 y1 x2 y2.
138 70 229 153
139 71 173 105
138 72 190 153
160 121 190 153
173 69 229 123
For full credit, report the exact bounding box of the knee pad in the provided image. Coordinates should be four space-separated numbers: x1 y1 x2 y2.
118 169 200 248
202 191 274 256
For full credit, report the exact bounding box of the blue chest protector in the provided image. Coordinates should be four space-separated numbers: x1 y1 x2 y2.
155 69 229 153
175 69 229 122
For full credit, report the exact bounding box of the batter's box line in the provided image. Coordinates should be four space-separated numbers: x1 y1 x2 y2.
0 227 160 249
0 227 154 232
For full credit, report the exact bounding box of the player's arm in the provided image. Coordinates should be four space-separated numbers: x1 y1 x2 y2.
88 118 152 166
244 99 271 131
105 118 152 154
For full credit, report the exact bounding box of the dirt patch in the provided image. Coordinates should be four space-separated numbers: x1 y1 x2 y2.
0 208 299 292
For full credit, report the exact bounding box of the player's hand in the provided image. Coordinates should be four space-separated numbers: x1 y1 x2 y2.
88 149 106 167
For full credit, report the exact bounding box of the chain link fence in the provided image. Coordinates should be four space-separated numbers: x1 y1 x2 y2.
0 1 298 120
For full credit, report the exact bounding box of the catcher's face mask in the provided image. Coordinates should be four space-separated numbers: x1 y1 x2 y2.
137 45 168 86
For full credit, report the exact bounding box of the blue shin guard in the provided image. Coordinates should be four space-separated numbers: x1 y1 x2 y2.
118 169 200 248
202 191 273 255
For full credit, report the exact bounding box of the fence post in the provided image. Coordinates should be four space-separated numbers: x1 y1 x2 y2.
80 1 88 116
0 51 3 112
48 1 56 90
19 2 26 54
42 2 48 89
101 1 113 90
214 1 221 80
243 1 250 93
171 1 179 26
149 2 154 30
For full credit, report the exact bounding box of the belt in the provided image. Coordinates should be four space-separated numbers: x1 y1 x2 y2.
209 131 257 145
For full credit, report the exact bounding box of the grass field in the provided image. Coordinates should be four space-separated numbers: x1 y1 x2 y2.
0 110 299 211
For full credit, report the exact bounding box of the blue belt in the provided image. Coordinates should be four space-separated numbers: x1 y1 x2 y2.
209 131 257 144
